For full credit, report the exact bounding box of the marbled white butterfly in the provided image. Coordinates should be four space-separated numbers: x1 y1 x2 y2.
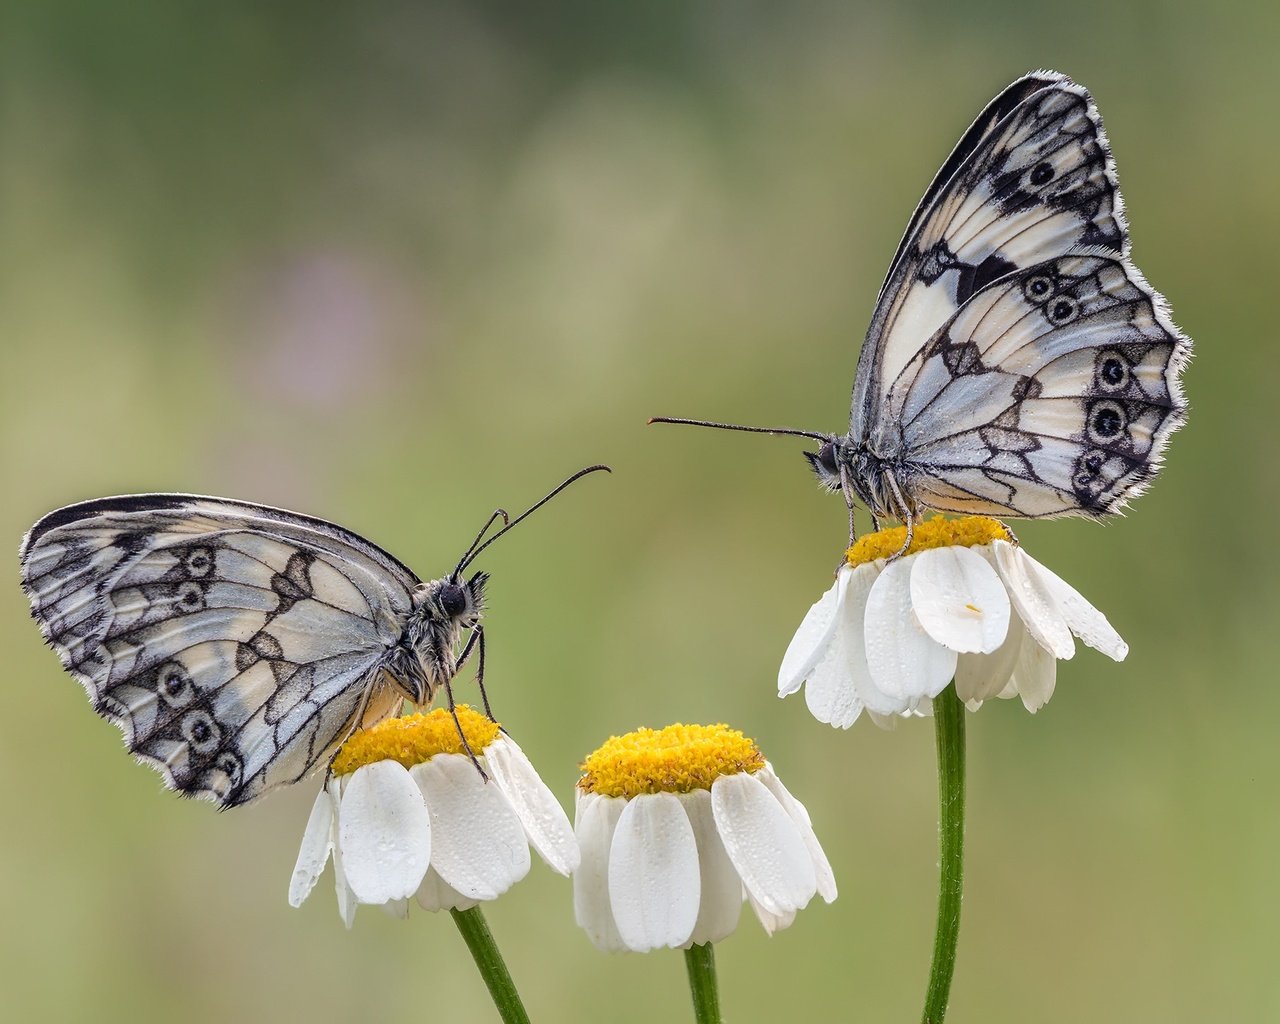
653 71 1190 551
19 467 608 807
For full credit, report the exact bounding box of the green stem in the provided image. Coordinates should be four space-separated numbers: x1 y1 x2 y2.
683 942 722 1024
922 684 967 1024
450 906 532 1024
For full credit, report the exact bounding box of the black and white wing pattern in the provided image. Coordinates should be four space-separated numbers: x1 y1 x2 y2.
886 255 1186 517
19 495 420 807
849 70 1188 518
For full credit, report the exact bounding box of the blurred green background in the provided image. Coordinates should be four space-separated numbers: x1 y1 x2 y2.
2 2 1275 1022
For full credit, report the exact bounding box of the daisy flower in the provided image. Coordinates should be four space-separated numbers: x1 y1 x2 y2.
288 705 578 927
574 723 835 954
779 516 1128 725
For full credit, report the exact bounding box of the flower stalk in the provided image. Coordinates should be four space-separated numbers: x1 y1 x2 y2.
683 942 723 1024
922 684 966 1024
451 906 532 1024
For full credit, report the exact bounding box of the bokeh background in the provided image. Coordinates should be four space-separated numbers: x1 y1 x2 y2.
3 2 1276 1022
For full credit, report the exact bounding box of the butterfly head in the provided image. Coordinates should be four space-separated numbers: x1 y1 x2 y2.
437 571 488 627
803 438 843 492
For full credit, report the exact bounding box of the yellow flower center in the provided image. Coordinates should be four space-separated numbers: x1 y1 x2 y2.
331 705 501 776
578 723 766 799
846 515 1011 568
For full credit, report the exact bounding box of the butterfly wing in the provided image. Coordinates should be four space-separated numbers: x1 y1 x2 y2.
885 254 1188 517
19 495 421 807
852 71 1127 449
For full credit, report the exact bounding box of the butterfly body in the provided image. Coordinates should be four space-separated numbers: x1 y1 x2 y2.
387 573 489 705
17 465 613 808
654 71 1190 537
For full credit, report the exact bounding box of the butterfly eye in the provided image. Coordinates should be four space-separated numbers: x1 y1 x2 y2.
440 582 468 618
816 442 838 475
1023 274 1054 301
1029 161 1055 186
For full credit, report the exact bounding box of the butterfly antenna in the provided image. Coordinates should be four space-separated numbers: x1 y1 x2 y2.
457 464 612 573
451 507 512 579
647 416 830 443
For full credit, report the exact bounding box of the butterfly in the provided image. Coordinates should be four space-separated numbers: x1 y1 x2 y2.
652 70 1190 551
19 466 608 808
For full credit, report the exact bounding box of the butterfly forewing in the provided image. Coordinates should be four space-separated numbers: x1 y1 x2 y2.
888 255 1187 517
853 73 1128 448
20 495 422 806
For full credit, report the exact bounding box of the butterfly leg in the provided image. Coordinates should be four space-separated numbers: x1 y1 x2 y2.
456 625 497 722
838 462 859 549
443 679 490 783
884 470 917 562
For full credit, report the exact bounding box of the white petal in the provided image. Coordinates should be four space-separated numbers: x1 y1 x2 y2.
754 766 836 904
711 773 815 916
803 623 864 729
573 792 627 952
911 546 1010 654
415 866 479 913
338 761 432 905
778 570 847 697
381 898 409 919
411 756 529 902
992 541 1074 660
1012 631 1058 712
329 777 357 929
677 790 743 946
746 890 797 936
838 563 910 717
289 787 335 908
864 557 958 700
485 737 579 874
608 793 701 952
955 612 1027 703
1022 554 1128 661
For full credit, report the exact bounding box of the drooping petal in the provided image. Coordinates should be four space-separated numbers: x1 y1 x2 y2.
485 736 579 874
328 777 357 929
411 756 529 902
778 570 847 697
911 546 1010 654
710 772 815 916
337 761 432 905
415 866 479 913
992 541 1074 660
754 766 836 904
1022 554 1128 661
381 898 409 919
573 791 627 953
746 890 797 936
864 557 958 700
803 622 863 729
678 790 744 946
1012 629 1058 712
608 793 701 952
289 787 335 908
955 610 1027 703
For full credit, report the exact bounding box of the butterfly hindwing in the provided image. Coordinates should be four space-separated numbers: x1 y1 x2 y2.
19 495 421 806
853 72 1128 448
885 254 1188 518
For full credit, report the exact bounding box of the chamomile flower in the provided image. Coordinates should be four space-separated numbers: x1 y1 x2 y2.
779 516 1128 725
573 723 835 953
289 705 578 927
